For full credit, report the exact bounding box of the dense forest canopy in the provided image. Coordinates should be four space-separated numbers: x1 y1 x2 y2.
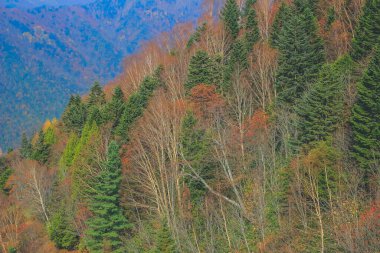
1 0 380 252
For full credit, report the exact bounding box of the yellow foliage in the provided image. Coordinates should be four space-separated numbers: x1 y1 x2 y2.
42 119 52 133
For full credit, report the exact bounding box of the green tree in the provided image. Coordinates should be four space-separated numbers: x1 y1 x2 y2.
105 86 125 128
48 205 79 250
62 95 87 134
88 81 106 108
59 133 79 177
244 0 260 50
155 218 177 253
296 56 354 146
186 51 215 90
351 0 380 61
85 141 131 253
351 47 380 185
20 133 32 159
221 0 240 40
44 127 56 145
180 112 213 203
270 2 291 48
187 23 207 49
32 130 50 164
115 70 161 142
275 6 325 105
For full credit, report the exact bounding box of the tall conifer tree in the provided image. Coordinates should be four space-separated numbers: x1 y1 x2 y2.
351 47 380 184
221 0 240 40
85 141 130 253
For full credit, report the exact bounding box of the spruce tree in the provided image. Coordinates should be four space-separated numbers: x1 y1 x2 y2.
62 95 87 134
88 81 106 108
244 0 260 50
156 218 177 253
20 133 32 159
180 112 213 203
221 0 240 40
270 2 291 48
115 71 161 142
296 56 354 146
351 47 380 183
105 86 125 128
351 0 380 61
275 6 325 105
32 130 50 164
186 51 215 90
85 141 130 253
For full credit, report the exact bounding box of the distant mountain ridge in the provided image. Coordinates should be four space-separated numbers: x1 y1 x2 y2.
0 0 204 150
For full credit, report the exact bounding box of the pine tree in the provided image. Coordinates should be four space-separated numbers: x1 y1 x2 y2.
44 126 56 145
62 95 87 134
351 0 380 61
20 133 32 159
87 106 104 126
296 56 354 146
32 130 50 164
105 86 125 128
59 133 79 174
180 112 213 203
48 205 79 250
244 0 260 50
221 0 240 40
85 141 130 253
115 71 161 142
275 6 325 105
156 218 177 253
270 2 291 48
351 47 380 184
186 51 215 90
88 81 106 108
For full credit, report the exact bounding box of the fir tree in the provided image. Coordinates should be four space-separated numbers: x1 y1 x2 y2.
221 0 240 40
115 71 161 142
62 95 87 134
20 133 32 159
351 47 380 184
44 127 56 145
186 51 215 90
105 86 125 128
275 6 325 105
270 2 291 48
296 56 354 146
351 0 380 61
187 22 207 49
88 81 106 108
48 205 79 250
156 218 177 253
244 0 260 50
32 130 50 164
85 141 130 253
180 112 213 203
59 133 79 175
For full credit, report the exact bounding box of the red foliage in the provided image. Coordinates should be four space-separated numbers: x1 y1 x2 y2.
244 109 269 141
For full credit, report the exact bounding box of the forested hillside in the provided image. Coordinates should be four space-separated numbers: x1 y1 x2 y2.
1 0 380 252
0 0 204 150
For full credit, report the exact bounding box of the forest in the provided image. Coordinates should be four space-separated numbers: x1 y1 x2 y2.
0 0 379 252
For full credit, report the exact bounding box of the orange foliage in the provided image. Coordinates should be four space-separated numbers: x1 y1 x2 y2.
244 109 269 141
188 84 225 122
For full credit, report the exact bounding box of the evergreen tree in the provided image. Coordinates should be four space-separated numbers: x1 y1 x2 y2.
221 0 240 40
44 127 56 145
296 56 354 146
48 205 79 250
351 47 380 184
270 2 291 48
244 0 260 50
115 71 161 142
187 23 207 49
156 218 177 253
85 141 130 253
20 133 32 159
275 6 325 105
105 86 125 128
32 130 50 164
62 95 87 134
59 133 79 175
186 51 215 90
87 106 104 126
88 81 106 108
180 112 213 203
351 0 380 61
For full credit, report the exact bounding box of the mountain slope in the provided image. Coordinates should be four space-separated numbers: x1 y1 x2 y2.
0 0 204 150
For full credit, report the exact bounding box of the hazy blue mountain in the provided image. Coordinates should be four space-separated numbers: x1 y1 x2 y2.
0 0 204 150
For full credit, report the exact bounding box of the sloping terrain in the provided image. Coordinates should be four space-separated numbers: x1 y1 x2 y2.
0 0 203 150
